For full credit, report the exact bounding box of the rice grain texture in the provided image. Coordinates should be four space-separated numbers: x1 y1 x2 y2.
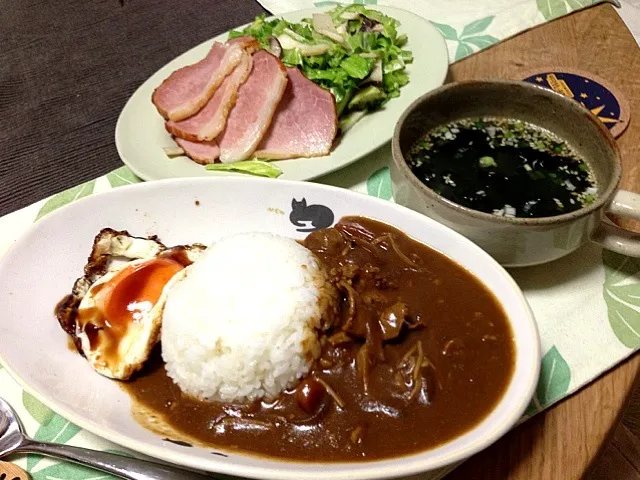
161 232 337 402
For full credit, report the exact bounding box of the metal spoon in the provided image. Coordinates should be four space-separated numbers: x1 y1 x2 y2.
0 397 215 479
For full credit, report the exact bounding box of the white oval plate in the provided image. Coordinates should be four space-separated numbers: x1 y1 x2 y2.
0 178 539 480
115 6 448 182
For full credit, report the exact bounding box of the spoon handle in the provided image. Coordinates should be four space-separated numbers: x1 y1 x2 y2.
17 440 214 480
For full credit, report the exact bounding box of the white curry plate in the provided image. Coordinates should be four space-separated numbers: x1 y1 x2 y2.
0 178 539 480
115 6 448 181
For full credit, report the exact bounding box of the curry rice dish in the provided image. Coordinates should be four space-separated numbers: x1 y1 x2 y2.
56 216 515 462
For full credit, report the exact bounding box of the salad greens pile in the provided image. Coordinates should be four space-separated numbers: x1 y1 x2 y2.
229 4 412 131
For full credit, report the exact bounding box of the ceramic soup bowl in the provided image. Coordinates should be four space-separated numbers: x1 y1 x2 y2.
391 80 640 267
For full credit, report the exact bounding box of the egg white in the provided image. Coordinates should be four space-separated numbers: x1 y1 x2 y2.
76 258 187 380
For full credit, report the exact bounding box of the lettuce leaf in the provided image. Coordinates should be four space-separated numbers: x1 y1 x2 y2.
205 160 282 178
340 55 375 79
340 5 399 38
281 48 303 66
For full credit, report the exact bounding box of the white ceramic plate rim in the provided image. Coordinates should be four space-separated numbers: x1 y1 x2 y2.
0 178 539 480
114 5 448 182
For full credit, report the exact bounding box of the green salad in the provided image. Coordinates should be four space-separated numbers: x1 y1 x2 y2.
229 4 412 132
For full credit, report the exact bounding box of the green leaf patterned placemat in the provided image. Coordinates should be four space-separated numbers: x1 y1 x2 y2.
0 0 635 478
256 0 617 64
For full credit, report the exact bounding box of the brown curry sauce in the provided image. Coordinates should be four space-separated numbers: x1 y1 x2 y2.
120 217 515 462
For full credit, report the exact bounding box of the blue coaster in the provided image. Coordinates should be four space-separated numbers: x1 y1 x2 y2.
523 69 630 138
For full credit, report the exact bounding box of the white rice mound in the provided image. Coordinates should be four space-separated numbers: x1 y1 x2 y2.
161 232 337 403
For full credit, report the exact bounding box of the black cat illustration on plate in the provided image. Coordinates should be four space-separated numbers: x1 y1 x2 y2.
289 198 334 232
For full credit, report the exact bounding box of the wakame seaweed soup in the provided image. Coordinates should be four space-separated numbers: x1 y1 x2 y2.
407 118 597 218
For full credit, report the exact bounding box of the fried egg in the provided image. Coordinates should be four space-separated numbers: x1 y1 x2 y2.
56 229 205 380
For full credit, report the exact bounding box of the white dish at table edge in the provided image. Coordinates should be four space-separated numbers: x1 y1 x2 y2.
114 5 448 182
0 178 539 480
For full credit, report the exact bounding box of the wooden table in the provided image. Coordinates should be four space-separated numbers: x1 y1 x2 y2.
446 5 640 479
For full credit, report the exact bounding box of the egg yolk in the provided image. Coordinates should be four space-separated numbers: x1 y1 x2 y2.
101 257 184 329
78 257 184 353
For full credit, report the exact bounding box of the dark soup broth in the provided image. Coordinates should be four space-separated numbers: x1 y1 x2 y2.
407 118 597 218
122 217 516 462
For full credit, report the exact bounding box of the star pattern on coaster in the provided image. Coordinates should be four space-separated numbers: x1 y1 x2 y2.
521 69 630 138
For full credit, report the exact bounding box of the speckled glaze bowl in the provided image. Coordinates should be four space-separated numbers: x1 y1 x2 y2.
391 80 640 267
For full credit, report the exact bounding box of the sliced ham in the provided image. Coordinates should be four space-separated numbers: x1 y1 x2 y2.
217 50 288 163
226 36 261 52
254 67 337 159
152 42 245 122
174 137 220 165
165 54 252 142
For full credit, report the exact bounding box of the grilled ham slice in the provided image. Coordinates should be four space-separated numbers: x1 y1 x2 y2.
217 50 288 163
174 137 220 165
254 67 337 159
152 42 245 122
226 36 261 50
165 53 252 142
